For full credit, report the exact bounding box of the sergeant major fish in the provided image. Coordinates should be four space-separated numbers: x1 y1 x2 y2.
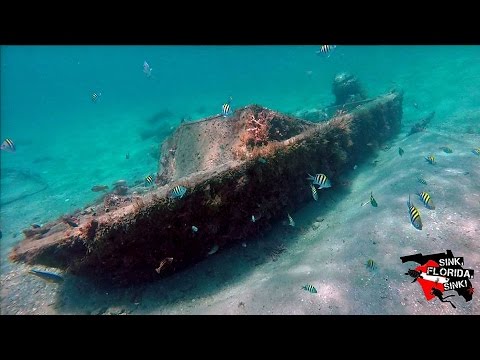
301 284 317 293
0 138 15 152
439 146 453 154
417 177 428 185
91 92 101 103
472 148 480 156
407 194 423 230
145 175 154 186
170 185 187 199
416 191 435 210
425 154 436 165
222 96 233 117
316 45 336 57
306 173 331 189
366 259 377 271
310 184 318 201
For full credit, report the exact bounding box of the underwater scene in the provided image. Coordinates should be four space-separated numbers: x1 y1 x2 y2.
0 45 479 315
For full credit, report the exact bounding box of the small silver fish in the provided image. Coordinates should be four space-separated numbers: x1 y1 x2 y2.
143 61 152 77
91 185 109 192
207 244 219 255
287 213 295 227
251 215 256 223
155 257 173 274
192 225 198 233
28 269 64 283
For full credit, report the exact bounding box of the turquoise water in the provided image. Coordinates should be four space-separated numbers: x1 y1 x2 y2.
1 46 480 314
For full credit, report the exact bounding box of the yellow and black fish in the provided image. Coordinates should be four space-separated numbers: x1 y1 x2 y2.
407 194 423 230
0 138 16 152
222 103 231 117
417 177 427 185
301 284 317 293
399 147 404 157
91 92 101 103
425 154 436 165
370 192 378 207
310 184 318 201
316 45 336 57
439 146 453 154
472 148 480 156
170 185 187 199
306 173 331 189
417 191 435 210
366 259 377 270
145 175 154 186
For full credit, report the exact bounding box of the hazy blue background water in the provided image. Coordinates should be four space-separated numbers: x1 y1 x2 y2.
1 45 480 273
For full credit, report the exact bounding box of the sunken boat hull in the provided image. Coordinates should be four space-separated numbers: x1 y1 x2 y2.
9 90 403 285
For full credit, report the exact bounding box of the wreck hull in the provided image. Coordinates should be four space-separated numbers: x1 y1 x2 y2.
9 91 403 285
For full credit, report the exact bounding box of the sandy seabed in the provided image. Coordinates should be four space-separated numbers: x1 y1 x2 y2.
1 125 479 315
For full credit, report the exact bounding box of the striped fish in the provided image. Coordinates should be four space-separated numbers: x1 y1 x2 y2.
91 92 101 103
439 146 452 154
28 269 64 283
316 45 336 56
306 173 332 189
310 184 318 201
417 177 428 185
370 192 378 207
145 175 154 185
366 259 377 271
170 185 187 199
472 148 480 156
287 213 295 227
0 138 15 152
222 103 232 117
301 284 317 294
425 154 436 165
407 194 423 230
417 191 435 210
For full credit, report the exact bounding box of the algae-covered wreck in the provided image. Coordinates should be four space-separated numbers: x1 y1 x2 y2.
10 78 403 285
